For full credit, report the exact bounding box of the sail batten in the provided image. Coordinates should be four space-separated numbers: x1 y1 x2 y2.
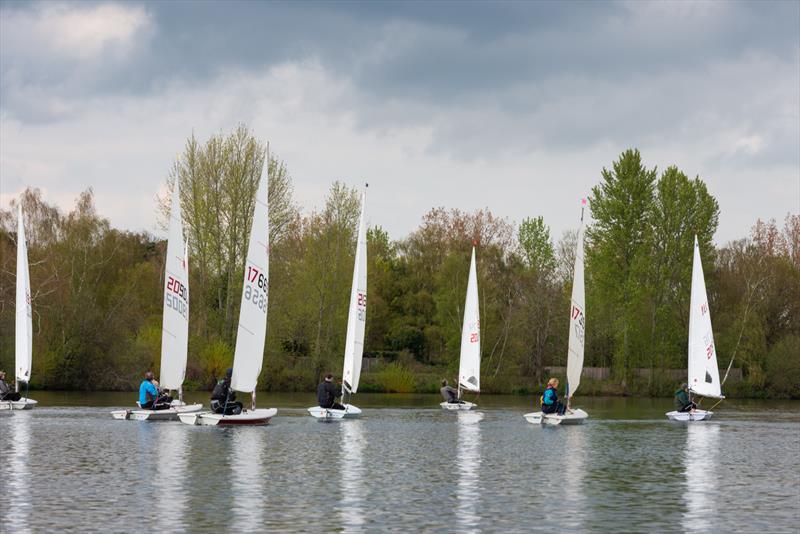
458 247 480 393
15 205 33 384
687 236 722 398
342 189 368 394
231 167 270 393
159 184 189 391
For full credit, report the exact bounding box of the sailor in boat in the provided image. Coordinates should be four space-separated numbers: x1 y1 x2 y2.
673 383 697 413
541 378 567 416
317 374 345 411
0 371 22 402
440 379 463 404
210 368 243 415
139 371 173 410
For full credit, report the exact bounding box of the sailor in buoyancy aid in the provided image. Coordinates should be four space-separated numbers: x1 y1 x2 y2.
541 377 567 416
211 368 243 415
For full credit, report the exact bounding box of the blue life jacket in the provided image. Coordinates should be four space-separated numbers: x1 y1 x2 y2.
139 380 158 405
542 386 558 406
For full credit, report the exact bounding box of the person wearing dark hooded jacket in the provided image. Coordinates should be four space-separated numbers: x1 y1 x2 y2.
211 368 243 415
0 371 21 401
317 374 345 410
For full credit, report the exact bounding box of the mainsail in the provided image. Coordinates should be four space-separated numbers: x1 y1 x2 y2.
342 189 368 394
15 205 32 385
566 206 586 399
159 184 189 391
687 235 722 398
458 247 480 393
231 167 269 393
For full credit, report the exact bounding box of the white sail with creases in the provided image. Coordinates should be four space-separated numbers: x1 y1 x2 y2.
342 189 368 394
687 235 722 398
159 184 189 391
458 247 480 393
15 205 32 385
566 213 586 400
231 167 269 393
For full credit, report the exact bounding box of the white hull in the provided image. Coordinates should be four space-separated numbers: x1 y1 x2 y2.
307 404 362 420
179 408 277 426
440 401 477 411
666 409 713 421
0 397 37 411
110 402 203 421
523 408 588 425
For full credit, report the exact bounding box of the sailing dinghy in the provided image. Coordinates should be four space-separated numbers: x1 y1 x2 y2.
112 184 202 420
308 186 368 420
666 236 723 421
180 167 277 426
1 206 38 411
441 246 480 411
525 201 588 425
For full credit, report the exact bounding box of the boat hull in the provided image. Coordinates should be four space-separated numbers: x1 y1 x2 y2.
0 397 37 411
666 409 713 421
307 404 362 420
440 401 477 411
179 408 277 426
110 402 203 421
523 408 588 425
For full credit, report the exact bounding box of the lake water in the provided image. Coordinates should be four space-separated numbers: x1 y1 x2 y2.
1 393 798 533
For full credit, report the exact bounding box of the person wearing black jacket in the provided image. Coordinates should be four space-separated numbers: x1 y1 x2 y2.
0 371 21 401
317 374 345 410
211 368 243 415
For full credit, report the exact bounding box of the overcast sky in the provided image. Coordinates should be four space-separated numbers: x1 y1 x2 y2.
1 1 798 244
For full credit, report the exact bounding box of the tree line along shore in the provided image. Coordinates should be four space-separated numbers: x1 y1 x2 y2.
1 125 798 399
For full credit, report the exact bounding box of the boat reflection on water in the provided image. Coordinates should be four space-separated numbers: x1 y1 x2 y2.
560 426 586 530
230 427 267 531
339 420 367 532
8 412 31 531
154 423 189 529
457 411 483 533
682 423 720 533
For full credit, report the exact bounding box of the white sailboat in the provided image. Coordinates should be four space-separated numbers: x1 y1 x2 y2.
441 246 480 411
667 235 723 421
112 184 202 420
525 201 588 425
1 206 38 411
308 186 368 420
180 167 277 425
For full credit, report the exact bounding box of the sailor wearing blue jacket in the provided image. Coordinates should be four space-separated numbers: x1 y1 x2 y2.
138 371 172 410
541 377 566 415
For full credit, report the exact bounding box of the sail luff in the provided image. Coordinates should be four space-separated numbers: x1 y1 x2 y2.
458 247 480 392
566 216 586 399
15 205 32 384
159 184 189 390
687 236 722 398
231 167 270 393
342 189 368 394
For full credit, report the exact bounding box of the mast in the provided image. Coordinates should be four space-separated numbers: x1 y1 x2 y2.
566 199 586 407
341 184 368 399
15 205 32 392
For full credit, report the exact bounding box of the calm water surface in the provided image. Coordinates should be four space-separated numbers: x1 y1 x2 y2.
1 393 798 533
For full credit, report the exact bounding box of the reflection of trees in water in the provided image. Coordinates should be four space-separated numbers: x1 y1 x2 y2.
8 413 31 531
682 424 720 534
457 411 483 533
231 427 267 531
340 420 367 532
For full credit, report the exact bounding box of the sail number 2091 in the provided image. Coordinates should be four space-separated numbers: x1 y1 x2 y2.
245 266 267 312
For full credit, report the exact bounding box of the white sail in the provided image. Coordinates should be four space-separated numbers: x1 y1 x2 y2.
458 247 480 393
687 235 722 398
566 211 586 399
15 205 32 384
231 168 269 393
159 184 189 391
342 189 368 394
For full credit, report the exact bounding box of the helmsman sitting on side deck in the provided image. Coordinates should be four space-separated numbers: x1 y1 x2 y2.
674 383 697 413
0 370 22 402
440 379 464 404
317 374 345 410
139 371 173 410
211 368 243 415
